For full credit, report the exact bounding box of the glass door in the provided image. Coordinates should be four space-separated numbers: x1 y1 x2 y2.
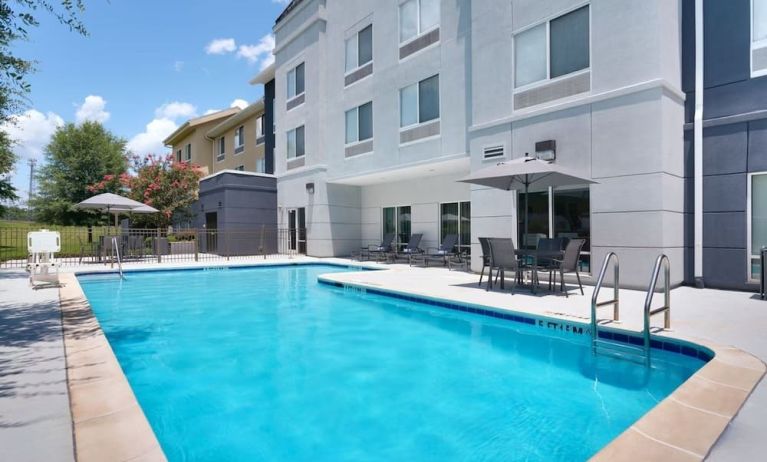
287 208 306 254
383 206 411 250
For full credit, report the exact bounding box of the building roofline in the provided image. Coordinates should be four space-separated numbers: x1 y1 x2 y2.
249 62 276 85
205 99 265 139
162 108 240 146
274 0 305 26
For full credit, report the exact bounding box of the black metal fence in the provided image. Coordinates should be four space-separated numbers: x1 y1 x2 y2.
0 226 307 268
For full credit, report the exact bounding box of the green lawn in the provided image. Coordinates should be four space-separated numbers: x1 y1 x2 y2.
0 220 112 261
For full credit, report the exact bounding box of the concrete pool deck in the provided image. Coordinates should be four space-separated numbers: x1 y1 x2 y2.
0 256 765 460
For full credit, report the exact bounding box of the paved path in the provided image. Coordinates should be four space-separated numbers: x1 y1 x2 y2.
0 270 74 462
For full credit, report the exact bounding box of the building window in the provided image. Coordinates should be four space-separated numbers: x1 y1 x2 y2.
753 0 767 76
287 62 305 99
383 206 411 250
217 137 225 161
399 0 439 44
518 187 591 271
185 144 192 161
441 201 471 256
256 157 266 173
514 5 590 88
234 126 245 154
235 165 244 171
346 24 373 73
749 173 767 280
256 116 265 143
287 126 305 159
176 149 182 163
345 101 373 144
400 74 439 128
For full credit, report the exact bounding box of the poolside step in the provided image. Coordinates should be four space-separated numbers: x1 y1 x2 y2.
594 339 647 365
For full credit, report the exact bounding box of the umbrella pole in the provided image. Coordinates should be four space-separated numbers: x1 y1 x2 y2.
524 178 530 248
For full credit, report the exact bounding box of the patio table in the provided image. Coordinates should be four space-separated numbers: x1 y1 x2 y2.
513 248 564 294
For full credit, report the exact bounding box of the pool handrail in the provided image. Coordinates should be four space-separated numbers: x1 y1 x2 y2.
590 252 620 353
643 254 671 362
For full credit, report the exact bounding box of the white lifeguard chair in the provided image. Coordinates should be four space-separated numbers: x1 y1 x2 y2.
27 229 61 286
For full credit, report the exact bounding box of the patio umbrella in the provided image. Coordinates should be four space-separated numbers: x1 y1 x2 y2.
75 193 158 231
458 156 596 242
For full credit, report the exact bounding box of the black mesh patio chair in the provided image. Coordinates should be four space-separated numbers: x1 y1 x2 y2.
486 238 521 294
388 233 423 265
414 234 459 267
478 237 492 286
365 233 396 262
552 238 587 297
534 237 566 290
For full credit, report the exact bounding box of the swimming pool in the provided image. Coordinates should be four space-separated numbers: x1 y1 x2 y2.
78 264 707 461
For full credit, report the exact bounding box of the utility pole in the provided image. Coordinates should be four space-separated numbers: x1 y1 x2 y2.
27 159 36 209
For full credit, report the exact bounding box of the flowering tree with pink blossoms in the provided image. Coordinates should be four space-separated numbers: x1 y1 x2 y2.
89 153 203 227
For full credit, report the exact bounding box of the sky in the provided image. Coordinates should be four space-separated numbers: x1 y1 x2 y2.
2 0 290 204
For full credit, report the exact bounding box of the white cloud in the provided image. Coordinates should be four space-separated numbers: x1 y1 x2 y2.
205 38 236 55
126 118 177 156
155 101 198 120
272 0 290 5
174 60 184 72
75 95 110 124
203 109 220 115
237 34 275 70
1 109 64 161
230 99 248 110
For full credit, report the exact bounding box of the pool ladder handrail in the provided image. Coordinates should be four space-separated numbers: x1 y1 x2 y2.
590 252 620 352
643 254 671 360
111 236 125 280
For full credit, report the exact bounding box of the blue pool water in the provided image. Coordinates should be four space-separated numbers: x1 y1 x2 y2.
78 264 706 461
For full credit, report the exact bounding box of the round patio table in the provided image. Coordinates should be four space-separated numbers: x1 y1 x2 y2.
513 248 565 293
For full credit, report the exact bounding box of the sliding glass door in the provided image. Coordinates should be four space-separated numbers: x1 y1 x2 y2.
383 206 411 250
440 201 471 255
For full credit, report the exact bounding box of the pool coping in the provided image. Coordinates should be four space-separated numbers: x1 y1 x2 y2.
60 261 766 461
317 272 766 461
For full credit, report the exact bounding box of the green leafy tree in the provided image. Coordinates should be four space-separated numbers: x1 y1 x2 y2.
32 121 127 225
0 1 87 208
89 153 203 228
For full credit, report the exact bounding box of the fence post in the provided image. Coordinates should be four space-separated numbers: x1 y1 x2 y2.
194 231 199 262
157 228 162 263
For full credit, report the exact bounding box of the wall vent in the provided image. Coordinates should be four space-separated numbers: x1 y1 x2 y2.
483 145 505 159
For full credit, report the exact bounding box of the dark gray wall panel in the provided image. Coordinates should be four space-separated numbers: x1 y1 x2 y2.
703 173 746 212
703 211 746 248
703 247 749 289
702 123 748 175
703 77 767 120
703 0 750 88
748 119 767 172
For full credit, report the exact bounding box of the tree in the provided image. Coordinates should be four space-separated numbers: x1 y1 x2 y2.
0 1 87 205
89 153 203 228
32 121 127 224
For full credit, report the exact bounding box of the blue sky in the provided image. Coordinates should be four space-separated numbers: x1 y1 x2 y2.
3 0 289 202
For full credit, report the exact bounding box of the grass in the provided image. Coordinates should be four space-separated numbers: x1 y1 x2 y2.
0 220 113 261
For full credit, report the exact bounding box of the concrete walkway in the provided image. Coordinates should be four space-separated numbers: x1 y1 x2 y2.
0 271 74 462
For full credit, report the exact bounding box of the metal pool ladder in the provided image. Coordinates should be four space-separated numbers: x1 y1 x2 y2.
590 253 672 365
110 236 125 280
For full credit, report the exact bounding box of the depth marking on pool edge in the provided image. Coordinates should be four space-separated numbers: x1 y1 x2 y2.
537 319 587 336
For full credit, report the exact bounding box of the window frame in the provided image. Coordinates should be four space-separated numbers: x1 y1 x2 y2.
217 136 225 162
287 125 305 159
234 126 245 154
512 3 591 92
287 62 305 100
256 115 265 142
256 157 266 173
752 0 767 77
345 24 373 76
398 0 441 46
176 149 182 163
747 172 767 282
382 205 412 251
345 101 373 146
184 144 192 162
399 74 440 130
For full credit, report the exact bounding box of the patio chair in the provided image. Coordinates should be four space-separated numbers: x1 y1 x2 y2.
552 238 587 297
478 237 492 286
77 235 98 264
534 237 567 290
414 234 459 267
364 233 396 262
486 238 521 293
388 233 424 265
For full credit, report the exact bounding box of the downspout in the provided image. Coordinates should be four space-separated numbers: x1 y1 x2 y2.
694 0 704 287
